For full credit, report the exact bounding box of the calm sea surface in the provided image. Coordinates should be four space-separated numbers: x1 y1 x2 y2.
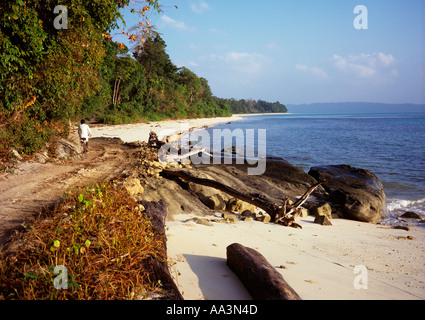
208 112 425 219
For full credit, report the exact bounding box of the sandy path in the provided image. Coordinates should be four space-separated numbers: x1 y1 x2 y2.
0 138 137 245
0 115 242 246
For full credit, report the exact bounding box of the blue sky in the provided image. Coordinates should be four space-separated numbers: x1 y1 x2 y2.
115 0 425 105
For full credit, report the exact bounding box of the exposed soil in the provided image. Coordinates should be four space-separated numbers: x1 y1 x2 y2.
0 137 139 246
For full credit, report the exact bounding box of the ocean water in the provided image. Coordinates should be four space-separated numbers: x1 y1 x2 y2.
207 112 425 220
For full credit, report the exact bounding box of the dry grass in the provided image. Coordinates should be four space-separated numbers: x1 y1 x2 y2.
0 181 165 300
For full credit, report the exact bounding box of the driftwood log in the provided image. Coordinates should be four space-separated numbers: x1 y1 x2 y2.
162 169 325 228
227 243 301 300
141 200 183 300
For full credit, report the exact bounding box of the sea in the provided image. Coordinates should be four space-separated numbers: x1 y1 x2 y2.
205 111 425 222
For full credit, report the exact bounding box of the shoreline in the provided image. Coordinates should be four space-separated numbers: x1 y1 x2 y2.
166 214 425 300
233 112 293 116
91 115 246 143
4 114 422 300
90 115 425 300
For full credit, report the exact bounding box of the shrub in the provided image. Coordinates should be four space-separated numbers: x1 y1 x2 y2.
0 181 165 300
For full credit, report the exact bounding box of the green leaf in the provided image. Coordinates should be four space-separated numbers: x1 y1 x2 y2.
53 240 60 248
78 193 85 203
24 272 39 279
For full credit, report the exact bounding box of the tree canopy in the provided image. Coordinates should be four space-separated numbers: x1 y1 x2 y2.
0 0 286 164
216 98 288 114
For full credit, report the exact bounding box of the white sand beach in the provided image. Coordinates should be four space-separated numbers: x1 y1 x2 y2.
91 115 245 143
166 214 425 300
92 116 425 300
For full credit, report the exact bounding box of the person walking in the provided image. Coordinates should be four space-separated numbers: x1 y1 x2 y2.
78 119 92 153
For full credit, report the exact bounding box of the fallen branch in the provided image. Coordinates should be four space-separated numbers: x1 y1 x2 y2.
273 180 326 225
159 147 206 164
227 243 301 300
162 169 325 228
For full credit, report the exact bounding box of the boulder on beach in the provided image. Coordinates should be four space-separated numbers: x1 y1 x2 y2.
308 165 386 223
310 203 332 219
401 212 425 220
314 215 332 226
201 194 227 211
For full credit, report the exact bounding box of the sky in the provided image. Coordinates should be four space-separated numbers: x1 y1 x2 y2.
114 0 425 105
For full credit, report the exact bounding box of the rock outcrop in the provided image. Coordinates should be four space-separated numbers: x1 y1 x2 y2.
138 142 386 225
308 165 386 222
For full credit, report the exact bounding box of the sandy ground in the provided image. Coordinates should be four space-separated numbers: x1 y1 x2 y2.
82 115 425 300
2 114 424 300
91 115 245 143
166 214 425 300
0 116 242 245
0 138 138 245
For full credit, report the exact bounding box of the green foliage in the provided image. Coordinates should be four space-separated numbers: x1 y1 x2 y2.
0 181 165 300
93 34 231 124
136 35 178 79
216 98 288 114
0 0 127 158
2 0 275 162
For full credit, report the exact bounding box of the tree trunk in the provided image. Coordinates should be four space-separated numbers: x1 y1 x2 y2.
116 79 121 104
112 79 118 105
141 200 184 300
226 243 301 300
162 169 325 228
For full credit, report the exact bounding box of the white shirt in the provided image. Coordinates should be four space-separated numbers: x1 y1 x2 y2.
78 123 92 140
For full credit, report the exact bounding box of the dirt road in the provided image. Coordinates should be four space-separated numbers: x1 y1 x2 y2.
0 138 138 245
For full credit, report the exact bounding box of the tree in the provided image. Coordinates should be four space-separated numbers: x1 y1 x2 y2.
111 55 146 105
215 98 287 114
0 0 161 157
177 67 202 104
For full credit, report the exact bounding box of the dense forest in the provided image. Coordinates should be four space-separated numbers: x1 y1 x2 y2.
217 98 288 114
0 0 285 162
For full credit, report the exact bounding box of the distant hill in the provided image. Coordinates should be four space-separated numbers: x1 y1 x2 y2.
287 102 425 114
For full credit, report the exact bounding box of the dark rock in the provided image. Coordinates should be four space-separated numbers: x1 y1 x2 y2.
310 203 332 218
397 235 414 240
401 212 424 220
201 193 226 210
299 207 309 217
194 160 326 208
255 214 271 224
222 213 239 223
393 225 410 231
143 178 210 218
241 210 256 219
308 165 386 223
314 215 332 226
226 198 256 213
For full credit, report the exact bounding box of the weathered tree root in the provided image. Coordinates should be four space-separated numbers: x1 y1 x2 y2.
162 169 325 229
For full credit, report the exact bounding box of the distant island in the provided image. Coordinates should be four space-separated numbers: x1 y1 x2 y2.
287 102 425 114
216 98 288 114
